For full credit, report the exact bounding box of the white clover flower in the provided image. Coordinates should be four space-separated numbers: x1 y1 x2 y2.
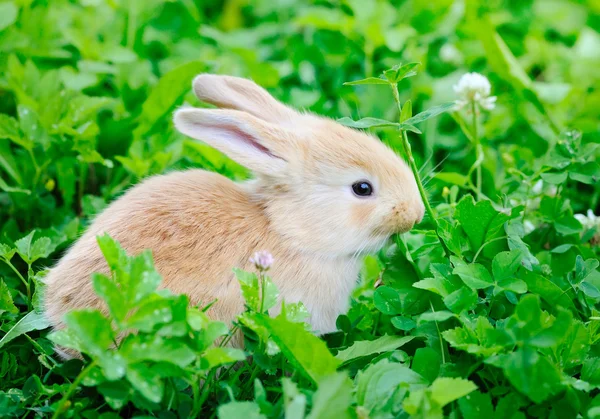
575 210 599 231
250 250 274 271
453 72 497 111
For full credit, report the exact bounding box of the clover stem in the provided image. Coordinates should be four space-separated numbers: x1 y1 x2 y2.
4 259 30 307
391 83 450 256
259 271 265 314
429 300 447 364
471 101 483 200
52 361 98 419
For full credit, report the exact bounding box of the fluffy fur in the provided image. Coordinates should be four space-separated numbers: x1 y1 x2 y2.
44 74 424 344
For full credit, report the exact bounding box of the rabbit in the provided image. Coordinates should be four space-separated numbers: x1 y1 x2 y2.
43 74 425 351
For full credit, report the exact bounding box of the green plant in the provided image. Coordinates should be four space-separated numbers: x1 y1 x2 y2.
0 0 599 418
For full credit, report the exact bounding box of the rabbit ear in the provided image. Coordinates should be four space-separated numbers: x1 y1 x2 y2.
173 107 294 175
191 74 298 124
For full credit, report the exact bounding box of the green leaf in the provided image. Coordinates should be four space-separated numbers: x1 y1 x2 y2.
458 391 494 419
15 231 54 264
582 358 600 386
551 244 574 253
0 311 50 349
335 335 414 364
434 172 469 187
554 214 583 235
486 347 563 403
391 316 416 331
453 263 494 289
540 171 568 184
442 317 505 358
492 250 523 281
575 255 599 284
419 311 455 322
373 286 403 315
135 61 205 138
402 102 455 126
520 270 577 312
383 62 421 83
120 335 197 368
126 363 164 404
356 359 427 413
0 243 15 260
429 377 477 407
337 116 420 133
0 116 23 175
253 315 339 384
17 105 50 149
306 372 353 419
455 195 510 255
92 273 127 322
97 380 131 410
0 114 20 142
400 99 412 122
444 286 478 313
14 231 34 264
569 162 600 185
0 280 17 315
343 77 390 86
412 347 441 383
234 268 278 312
0 2 18 31
63 310 114 357
203 347 246 369
580 282 600 299
218 401 266 419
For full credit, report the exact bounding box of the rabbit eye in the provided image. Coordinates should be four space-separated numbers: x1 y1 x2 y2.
352 181 373 197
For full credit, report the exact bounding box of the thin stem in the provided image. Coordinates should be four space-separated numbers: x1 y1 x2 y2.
28 149 41 188
77 161 87 216
429 300 447 364
401 131 439 231
190 369 215 419
390 83 450 256
3 258 30 307
52 361 98 419
471 102 482 200
3 259 28 290
259 272 265 314
472 236 508 263
219 325 238 348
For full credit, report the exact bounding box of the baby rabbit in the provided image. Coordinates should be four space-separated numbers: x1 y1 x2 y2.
44 74 425 344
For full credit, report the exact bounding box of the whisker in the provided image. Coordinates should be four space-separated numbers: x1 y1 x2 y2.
418 152 435 175
421 153 451 182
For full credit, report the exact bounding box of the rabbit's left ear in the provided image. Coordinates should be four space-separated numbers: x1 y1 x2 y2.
173 107 297 176
191 74 298 125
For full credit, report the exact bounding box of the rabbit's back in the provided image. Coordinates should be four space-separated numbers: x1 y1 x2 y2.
44 169 268 327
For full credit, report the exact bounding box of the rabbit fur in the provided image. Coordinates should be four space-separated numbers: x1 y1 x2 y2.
43 74 425 345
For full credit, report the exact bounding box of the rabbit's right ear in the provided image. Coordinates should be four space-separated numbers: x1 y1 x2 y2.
191 74 298 125
173 107 297 176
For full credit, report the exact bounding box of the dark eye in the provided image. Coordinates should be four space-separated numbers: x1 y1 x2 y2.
352 181 373 197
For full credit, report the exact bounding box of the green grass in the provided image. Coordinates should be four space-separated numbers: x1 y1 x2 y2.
0 0 599 418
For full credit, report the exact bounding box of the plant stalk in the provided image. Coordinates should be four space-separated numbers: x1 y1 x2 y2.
471 101 483 200
390 84 449 256
52 361 98 419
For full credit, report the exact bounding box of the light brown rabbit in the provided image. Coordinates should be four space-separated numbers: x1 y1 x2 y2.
44 74 425 346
